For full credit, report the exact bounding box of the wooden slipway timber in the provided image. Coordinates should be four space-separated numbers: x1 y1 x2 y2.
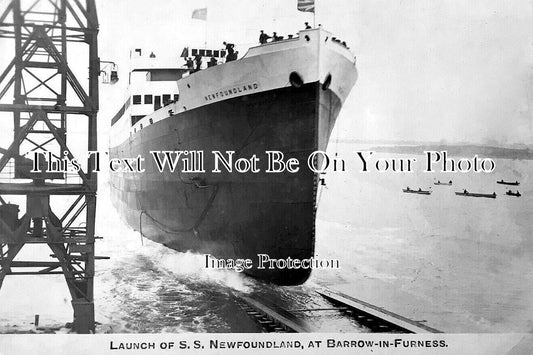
234 288 441 333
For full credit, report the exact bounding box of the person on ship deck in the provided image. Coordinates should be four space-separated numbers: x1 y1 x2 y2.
208 56 217 67
259 30 271 44
272 32 283 41
223 41 236 61
224 41 240 62
193 55 202 72
185 57 194 71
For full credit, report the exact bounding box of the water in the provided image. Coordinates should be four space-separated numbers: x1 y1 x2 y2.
1 142 532 333
313 143 533 332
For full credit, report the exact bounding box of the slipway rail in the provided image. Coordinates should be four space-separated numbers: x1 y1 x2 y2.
317 289 441 333
235 288 441 333
236 295 311 333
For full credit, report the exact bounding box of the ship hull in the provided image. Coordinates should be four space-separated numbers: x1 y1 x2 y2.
110 82 343 285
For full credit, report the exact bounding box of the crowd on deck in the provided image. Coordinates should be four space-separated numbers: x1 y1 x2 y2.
184 23 349 73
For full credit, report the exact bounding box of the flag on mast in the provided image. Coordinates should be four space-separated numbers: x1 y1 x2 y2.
297 0 315 13
192 8 207 20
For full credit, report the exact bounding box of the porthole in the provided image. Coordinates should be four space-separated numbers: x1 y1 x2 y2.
289 72 304 88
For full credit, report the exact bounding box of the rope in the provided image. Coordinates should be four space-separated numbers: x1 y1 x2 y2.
315 89 334 209
136 81 268 240
331 90 340 156
138 211 144 245
316 178 327 208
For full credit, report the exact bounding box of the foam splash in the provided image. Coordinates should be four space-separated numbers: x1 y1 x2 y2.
96 188 255 294
137 246 254 293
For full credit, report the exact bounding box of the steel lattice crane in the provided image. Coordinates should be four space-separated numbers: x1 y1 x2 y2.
0 0 100 333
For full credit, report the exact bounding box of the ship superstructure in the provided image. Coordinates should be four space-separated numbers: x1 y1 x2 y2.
109 28 357 285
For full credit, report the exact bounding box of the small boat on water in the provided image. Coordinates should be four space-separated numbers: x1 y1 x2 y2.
455 190 496 199
506 190 521 197
403 187 432 195
434 180 453 186
497 179 520 186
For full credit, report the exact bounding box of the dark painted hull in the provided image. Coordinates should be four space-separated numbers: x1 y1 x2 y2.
403 189 432 195
497 181 519 186
109 82 343 285
455 192 496 199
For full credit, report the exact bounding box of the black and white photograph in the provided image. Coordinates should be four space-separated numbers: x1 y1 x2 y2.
0 0 532 354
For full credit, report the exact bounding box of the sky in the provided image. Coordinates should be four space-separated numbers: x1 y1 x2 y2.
95 0 533 146
0 0 532 147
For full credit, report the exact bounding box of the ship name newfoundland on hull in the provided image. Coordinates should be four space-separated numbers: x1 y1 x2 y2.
109 27 358 285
